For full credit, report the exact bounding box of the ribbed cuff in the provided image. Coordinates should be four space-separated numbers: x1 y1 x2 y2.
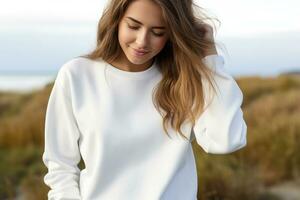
48 186 81 200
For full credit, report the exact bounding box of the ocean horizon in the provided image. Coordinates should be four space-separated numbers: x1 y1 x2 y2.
0 72 56 93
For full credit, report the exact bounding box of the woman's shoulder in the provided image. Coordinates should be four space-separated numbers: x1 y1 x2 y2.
60 56 100 71
57 56 107 77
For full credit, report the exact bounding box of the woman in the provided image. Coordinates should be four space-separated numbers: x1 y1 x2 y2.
42 0 247 199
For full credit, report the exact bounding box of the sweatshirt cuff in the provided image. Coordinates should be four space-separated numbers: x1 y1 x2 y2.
48 186 81 200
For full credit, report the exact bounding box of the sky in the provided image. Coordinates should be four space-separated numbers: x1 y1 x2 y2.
0 0 299 77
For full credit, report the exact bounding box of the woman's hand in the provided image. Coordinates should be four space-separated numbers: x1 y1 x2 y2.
196 23 218 57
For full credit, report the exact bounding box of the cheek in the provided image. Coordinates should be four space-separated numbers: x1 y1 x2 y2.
118 25 134 45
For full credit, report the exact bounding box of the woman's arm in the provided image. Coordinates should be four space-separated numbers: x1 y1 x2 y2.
192 54 247 154
42 64 82 199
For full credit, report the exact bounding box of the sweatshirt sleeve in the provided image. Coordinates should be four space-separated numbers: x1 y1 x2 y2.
192 54 247 154
42 65 82 200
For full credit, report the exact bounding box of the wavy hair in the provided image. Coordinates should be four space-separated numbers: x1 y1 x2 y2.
80 0 222 140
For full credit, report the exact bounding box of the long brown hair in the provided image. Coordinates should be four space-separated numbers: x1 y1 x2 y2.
80 0 221 140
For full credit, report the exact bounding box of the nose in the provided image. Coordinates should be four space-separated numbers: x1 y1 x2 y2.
135 30 149 49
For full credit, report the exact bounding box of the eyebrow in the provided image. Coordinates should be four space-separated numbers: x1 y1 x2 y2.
126 17 166 29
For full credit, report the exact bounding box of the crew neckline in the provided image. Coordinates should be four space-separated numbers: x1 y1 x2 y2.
105 57 159 79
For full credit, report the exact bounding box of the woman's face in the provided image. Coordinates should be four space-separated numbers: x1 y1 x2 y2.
117 0 169 68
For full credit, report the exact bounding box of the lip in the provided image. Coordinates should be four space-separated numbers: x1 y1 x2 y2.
132 48 149 56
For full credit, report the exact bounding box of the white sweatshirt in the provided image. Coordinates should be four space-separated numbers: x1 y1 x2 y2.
42 54 247 200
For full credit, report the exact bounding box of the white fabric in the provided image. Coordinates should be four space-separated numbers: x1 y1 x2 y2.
42 54 247 200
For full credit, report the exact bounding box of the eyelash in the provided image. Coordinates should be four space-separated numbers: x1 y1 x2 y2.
127 25 164 37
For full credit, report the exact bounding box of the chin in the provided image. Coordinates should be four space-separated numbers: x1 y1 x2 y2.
127 54 152 65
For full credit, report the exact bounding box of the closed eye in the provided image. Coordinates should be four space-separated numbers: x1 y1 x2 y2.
127 24 165 37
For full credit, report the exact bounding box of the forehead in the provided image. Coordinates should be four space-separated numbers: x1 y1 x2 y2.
123 0 166 25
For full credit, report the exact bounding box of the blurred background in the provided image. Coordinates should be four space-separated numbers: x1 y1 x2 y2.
0 0 299 199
